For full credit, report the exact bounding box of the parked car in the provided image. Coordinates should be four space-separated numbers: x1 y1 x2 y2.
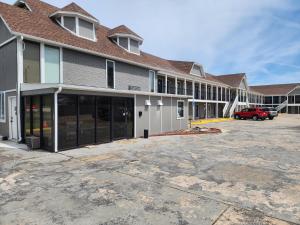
234 108 268 120
261 107 278 120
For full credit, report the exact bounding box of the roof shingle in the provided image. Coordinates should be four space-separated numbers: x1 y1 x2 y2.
250 83 300 95
60 2 97 20
108 25 142 40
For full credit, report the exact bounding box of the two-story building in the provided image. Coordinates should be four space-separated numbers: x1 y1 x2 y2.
0 0 299 152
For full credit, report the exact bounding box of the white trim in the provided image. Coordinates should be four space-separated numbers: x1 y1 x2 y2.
54 87 62 152
106 59 115 89
148 96 151 133
40 43 45 83
134 94 137 138
0 36 17 48
0 91 6 123
109 33 143 43
14 0 32 12
75 17 79 36
177 100 185 119
50 11 99 24
8 96 17 140
0 15 13 34
16 37 23 141
149 70 156 92
287 85 300 95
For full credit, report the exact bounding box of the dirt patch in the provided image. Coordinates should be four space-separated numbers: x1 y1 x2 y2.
151 127 221 137
0 172 23 191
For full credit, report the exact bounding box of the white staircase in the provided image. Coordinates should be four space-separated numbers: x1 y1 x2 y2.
276 100 288 112
229 96 239 118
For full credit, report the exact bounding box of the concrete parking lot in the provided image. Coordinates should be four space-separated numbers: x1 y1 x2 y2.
0 114 300 225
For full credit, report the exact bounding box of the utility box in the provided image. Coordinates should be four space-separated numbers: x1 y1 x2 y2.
144 129 149 139
26 136 40 150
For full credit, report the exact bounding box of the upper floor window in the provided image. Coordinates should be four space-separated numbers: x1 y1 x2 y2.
0 92 5 122
106 60 115 89
55 16 96 41
45 46 60 83
149 70 155 92
23 41 40 83
23 40 61 84
113 37 141 55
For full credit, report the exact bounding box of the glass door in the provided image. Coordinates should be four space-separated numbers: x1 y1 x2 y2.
96 96 111 143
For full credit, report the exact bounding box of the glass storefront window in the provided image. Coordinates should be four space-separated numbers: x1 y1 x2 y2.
96 97 111 143
79 96 95 146
32 96 40 137
42 96 53 150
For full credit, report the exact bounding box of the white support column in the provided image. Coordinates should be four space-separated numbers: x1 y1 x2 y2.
165 75 167 94
192 81 195 98
199 83 202 100
16 37 24 142
216 87 219 118
175 77 178 95
205 102 208 119
206 83 208 100
184 79 187 95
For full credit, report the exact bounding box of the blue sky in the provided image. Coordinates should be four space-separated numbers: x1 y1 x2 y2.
4 0 300 85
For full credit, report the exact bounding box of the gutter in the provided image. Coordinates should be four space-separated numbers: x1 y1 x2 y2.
54 86 62 152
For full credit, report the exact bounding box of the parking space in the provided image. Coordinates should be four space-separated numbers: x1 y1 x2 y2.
0 114 300 225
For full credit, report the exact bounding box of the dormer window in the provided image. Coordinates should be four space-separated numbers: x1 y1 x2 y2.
50 3 98 42
190 64 205 77
15 0 32 11
108 25 143 55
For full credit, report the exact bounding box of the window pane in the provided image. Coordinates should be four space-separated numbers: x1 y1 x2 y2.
79 96 95 146
45 46 60 83
119 37 128 50
149 71 155 92
107 61 114 88
23 41 40 83
79 19 94 40
130 39 139 54
58 95 78 150
64 16 76 33
177 101 184 118
24 96 31 136
42 95 53 150
32 96 40 137
96 97 111 143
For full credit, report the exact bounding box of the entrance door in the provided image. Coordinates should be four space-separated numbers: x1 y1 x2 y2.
8 96 18 140
112 98 134 140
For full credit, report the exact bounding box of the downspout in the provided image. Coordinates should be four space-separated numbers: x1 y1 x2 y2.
17 36 23 142
54 86 62 152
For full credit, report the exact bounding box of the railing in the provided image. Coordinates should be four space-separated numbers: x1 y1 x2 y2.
223 102 230 117
276 100 288 112
229 95 239 118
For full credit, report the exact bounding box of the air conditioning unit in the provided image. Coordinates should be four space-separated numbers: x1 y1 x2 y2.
145 100 151 106
157 100 163 106
26 136 40 150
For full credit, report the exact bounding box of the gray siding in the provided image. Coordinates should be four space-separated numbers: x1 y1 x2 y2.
162 97 172 132
63 49 107 88
0 18 13 44
135 95 188 137
0 91 16 138
0 40 17 91
78 19 94 40
150 96 162 135
63 49 150 92
135 95 150 137
115 61 149 92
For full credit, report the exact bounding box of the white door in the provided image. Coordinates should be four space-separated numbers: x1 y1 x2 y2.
8 96 18 140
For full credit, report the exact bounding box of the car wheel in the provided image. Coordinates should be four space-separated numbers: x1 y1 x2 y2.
269 116 274 120
252 115 258 121
235 115 240 120
261 118 265 121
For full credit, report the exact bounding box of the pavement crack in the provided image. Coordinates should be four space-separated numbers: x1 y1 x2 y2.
211 205 230 225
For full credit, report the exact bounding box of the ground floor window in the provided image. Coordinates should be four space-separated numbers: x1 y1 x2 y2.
58 95 134 151
177 101 184 119
0 92 5 122
22 95 54 151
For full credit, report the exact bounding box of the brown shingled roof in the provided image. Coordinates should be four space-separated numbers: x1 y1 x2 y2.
250 83 300 95
108 25 142 40
60 2 97 20
212 73 246 87
0 0 231 87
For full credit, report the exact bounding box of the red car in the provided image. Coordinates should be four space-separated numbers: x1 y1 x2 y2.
234 108 268 121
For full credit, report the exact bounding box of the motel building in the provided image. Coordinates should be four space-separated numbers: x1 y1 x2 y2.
0 0 299 152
